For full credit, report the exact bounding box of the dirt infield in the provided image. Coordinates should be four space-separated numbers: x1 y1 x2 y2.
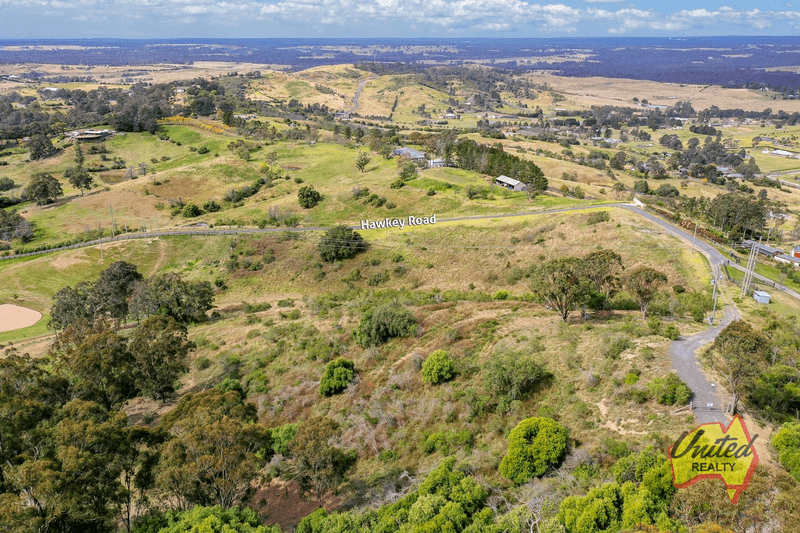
0 304 42 333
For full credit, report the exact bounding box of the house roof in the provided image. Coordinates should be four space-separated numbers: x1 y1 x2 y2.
777 254 800 264
393 147 425 159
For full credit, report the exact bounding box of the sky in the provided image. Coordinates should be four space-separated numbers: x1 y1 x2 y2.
2 0 800 38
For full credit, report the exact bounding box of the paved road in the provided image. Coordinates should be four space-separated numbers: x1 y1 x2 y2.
669 301 739 424
348 74 376 113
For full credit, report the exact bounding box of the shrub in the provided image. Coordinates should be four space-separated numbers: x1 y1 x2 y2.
319 358 356 396
483 350 548 403
197 146 209 154
203 200 221 212
0 177 15 191
317 225 368 263
603 335 632 359
182 203 202 217
587 211 610 225
648 373 692 405
390 178 405 189
298 185 322 208
663 324 680 340
421 350 456 385
499 417 569 484
356 303 417 347
773 422 800 482
215 378 244 395
624 368 641 385
269 423 298 455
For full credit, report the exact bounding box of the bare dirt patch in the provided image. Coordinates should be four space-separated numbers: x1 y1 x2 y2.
251 478 342 531
0 304 43 332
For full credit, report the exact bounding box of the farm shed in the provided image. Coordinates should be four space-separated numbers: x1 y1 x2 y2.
495 175 528 192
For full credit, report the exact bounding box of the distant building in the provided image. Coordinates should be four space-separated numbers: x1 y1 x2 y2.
753 291 771 304
334 112 350 120
742 240 784 257
393 147 426 161
794 246 800 259
428 158 446 168
68 129 111 141
495 175 527 192
776 254 800 267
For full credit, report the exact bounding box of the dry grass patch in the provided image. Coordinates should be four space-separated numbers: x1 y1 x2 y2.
533 73 800 113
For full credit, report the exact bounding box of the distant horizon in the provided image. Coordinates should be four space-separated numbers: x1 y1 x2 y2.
3 36 800 89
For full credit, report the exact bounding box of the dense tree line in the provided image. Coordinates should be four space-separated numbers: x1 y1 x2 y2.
452 139 546 188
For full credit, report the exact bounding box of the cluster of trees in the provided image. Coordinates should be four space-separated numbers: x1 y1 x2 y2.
50 261 214 330
0 335 362 533
710 319 800 419
452 139 547 190
668 191 779 241
530 250 672 321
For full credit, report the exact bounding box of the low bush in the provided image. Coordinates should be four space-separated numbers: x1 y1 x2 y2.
182 203 201 217
499 417 569 484
356 303 417 347
587 211 610 225
603 335 632 359
319 358 356 396
774 422 800 482
648 373 692 405
420 350 456 385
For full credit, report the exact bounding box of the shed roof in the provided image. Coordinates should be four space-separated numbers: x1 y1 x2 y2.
496 175 523 187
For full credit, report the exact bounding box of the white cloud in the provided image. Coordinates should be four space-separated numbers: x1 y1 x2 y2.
3 0 800 35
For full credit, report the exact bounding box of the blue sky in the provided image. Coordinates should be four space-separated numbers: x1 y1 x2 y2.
2 0 800 38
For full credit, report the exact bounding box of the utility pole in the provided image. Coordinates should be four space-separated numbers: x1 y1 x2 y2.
691 221 698 254
154 213 160 238
710 276 719 322
109 203 116 237
740 236 760 299
98 222 104 261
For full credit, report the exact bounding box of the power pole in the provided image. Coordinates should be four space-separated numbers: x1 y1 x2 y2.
109 203 116 237
691 221 698 254
98 222 104 261
154 213 160 238
740 237 760 299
